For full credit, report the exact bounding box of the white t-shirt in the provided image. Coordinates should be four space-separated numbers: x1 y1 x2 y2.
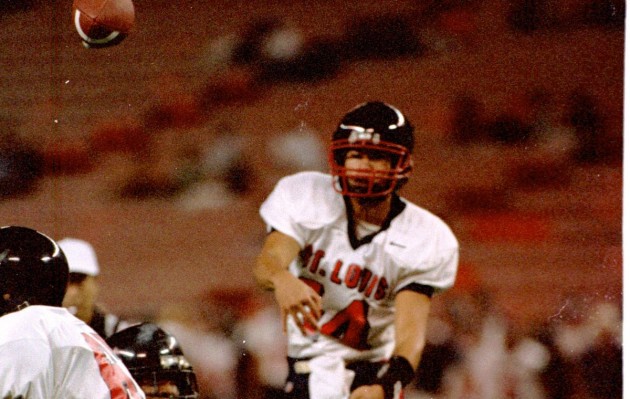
260 171 459 362
0 305 145 399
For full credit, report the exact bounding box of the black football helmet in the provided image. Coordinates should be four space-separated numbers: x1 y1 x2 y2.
0 226 69 317
329 101 414 197
106 323 199 399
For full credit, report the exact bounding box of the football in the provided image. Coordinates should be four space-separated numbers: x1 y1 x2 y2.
72 0 135 49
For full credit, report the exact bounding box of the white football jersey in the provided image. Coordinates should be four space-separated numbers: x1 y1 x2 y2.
0 305 145 399
260 171 459 362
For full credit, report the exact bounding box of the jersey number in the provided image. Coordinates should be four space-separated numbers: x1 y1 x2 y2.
301 277 371 350
82 333 143 399
321 300 370 350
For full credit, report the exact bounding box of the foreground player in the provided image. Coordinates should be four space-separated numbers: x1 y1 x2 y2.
107 323 199 399
254 102 459 399
0 225 145 399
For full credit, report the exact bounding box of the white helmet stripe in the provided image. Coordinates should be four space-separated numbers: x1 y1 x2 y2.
384 103 406 128
74 10 121 44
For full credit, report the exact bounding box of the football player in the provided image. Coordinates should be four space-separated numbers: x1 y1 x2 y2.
107 323 199 399
254 102 459 399
0 225 145 398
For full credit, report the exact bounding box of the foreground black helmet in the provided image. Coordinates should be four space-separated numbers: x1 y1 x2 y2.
106 323 199 398
329 101 414 197
0 226 68 317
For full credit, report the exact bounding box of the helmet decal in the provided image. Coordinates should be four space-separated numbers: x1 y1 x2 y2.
344 127 381 145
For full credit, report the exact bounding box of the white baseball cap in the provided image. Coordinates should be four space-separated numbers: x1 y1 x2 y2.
57 238 100 276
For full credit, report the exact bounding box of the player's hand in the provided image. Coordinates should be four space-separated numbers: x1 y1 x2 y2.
271 270 322 335
349 384 385 399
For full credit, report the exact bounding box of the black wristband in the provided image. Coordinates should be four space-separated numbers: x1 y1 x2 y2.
375 356 415 399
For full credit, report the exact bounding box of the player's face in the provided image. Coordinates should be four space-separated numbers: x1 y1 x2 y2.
343 149 393 194
140 379 180 398
62 273 98 323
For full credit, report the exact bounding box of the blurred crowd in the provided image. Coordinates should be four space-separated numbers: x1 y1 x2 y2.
0 0 623 203
135 285 620 399
48 233 625 399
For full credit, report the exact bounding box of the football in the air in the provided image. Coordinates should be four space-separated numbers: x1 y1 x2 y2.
72 0 135 49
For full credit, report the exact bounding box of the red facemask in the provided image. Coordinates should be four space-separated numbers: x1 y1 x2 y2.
329 139 412 198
